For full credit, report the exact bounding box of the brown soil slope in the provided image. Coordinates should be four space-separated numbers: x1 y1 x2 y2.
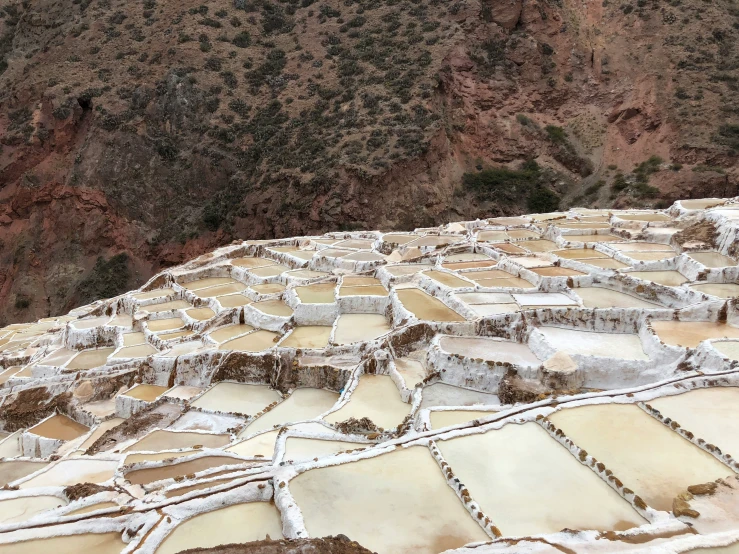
0 0 738 322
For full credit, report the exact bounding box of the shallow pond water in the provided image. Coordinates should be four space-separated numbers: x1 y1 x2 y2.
325 375 409 430
246 388 339 434
438 422 646 535
290 446 489 554
192 382 281 415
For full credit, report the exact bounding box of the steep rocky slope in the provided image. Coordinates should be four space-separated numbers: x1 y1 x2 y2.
0 0 738 323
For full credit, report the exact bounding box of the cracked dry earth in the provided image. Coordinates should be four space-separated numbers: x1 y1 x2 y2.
1 198 739 553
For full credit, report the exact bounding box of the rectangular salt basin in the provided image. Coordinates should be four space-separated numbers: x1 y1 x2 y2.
430 410 494 429
230 257 276 268
688 252 737 268
219 330 280 351
113 343 159 358
155 502 284 554
0 532 125 554
250 264 291 277
439 336 540 366
424 271 473 288
581 258 630 269
164 385 204 400
19 459 118 488
66 348 115 370
124 430 231 452
125 455 242 485
181 277 237 290
132 288 174 300
537 327 648 360
284 437 365 463
690 283 739 298
290 447 489 554
611 242 674 252
192 382 281 415
574 287 661 308
531 267 586 277
396 289 465 322
281 326 332 349
123 332 147 346
713 341 739 360
0 495 67 525
651 321 739 348
194 282 247 298
29 415 89 441
438 422 645 535
325 375 410 430
338 285 388 296
627 271 688 287
208 324 255 343
553 248 608 259
456 292 514 305
246 388 339 434
251 300 294 317
143 300 192 313
296 283 336 303
148 318 184 332
513 293 577 307
648 388 739 459
228 430 279 457
334 314 391 345
549 404 732 511
124 384 169 402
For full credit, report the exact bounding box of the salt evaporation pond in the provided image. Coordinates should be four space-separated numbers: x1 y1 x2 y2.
124 430 231 452
148 318 184 332
713 341 739 360
396 289 465 322
439 336 540 366
438 423 646 535
227 430 279 458
296 283 336 303
334 314 391 344
28 414 89 441
290 447 489 554
66 348 115 370
126 455 243 485
284 437 364 463
648 388 739 458
688 252 737 268
627 270 689 287
574 287 661 308
219 330 280 352
537 327 648 360
420 383 499 409
19 459 118 488
325 375 409 430
690 283 739 298
192 382 281 415
0 495 66 524
155 502 283 554
122 384 168 402
549 404 732 510
0 532 125 554
0 461 46 486
394 357 427 387
208 324 254 343
429 410 494 429
651 321 739 347
280 326 332 349
246 388 338 434
424 270 473 288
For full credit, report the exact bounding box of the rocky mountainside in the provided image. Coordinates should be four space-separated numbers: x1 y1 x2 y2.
1 0 738 323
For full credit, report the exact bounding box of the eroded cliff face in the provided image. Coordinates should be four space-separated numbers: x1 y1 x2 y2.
0 0 737 323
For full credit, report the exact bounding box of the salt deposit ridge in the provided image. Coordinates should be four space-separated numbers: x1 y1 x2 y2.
1 198 739 553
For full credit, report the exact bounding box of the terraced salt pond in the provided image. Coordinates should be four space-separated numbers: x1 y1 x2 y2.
537 327 648 359
627 270 689 287
125 455 243 485
0 494 66 524
549 404 732 510
245 388 339 434
429 410 494 429
281 326 331 348
0 532 125 554
19 459 118 488
334 314 391 344
28 414 88 441
439 336 540 366
325 375 409 430
574 287 662 308
651 321 739 347
66 348 115 370
123 384 169 402
219 330 280 351
438 423 646 535
648 388 739 457
192 382 281 415
690 283 739 298
290 447 489 553
124 430 231 452
156 502 283 554
284 437 363 463
396 289 465 322
688 252 737 268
